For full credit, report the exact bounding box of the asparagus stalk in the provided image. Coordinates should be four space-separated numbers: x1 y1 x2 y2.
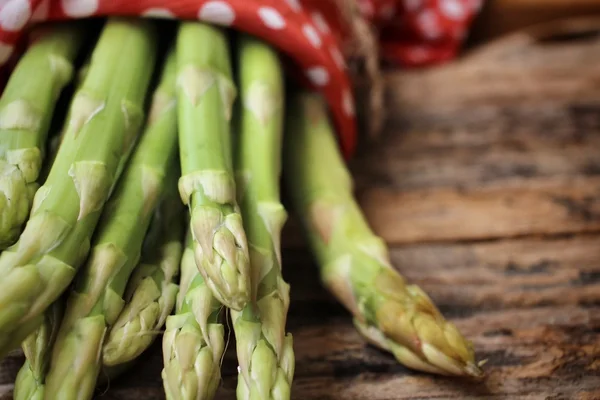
12 300 63 400
176 22 251 311
0 18 158 358
161 232 225 400
283 91 484 378
11 62 88 399
0 23 88 249
103 176 185 366
101 45 182 368
231 35 294 400
43 45 177 399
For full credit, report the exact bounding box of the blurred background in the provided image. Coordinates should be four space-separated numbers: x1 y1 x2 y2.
470 0 600 43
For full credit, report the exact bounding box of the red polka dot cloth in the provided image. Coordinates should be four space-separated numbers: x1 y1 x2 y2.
0 0 482 158
359 0 483 66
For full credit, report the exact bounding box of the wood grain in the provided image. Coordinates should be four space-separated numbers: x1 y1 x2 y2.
359 177 600 244
471 0 600 41
3 235 598 399
2 21 600 400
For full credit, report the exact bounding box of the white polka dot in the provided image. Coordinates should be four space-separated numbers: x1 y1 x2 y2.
142 8 175 19
343 90 355 116
405 0 422 11
258 7 286 30
330 46 345 69
302 24 322 48
416 9 441 39
440 0 466 20
0 0 31 32
0 41 13 64
31 0 49 22
198 1 235 26
306 67 329 86
284 0 301 12
311 12 330 34
61 0 98 17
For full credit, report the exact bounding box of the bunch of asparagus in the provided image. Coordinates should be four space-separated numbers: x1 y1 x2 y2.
0 16 482 400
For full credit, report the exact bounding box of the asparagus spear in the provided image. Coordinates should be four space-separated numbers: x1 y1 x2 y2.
101 44 182 368
11 60 90 398
12 120 71 400
43 45 177 399
0 18 158 358
283 91 484 378
176 22 251 311
103 176 185 366
13 300 63 400
0 23 88 249
161 232 225 400
231 35 294 400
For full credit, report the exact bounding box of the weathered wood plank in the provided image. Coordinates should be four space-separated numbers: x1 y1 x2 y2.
358 177 600 244
360 100 600 153
383 37 600 113
282 176 600 248
341 36 600 245
354 140 600 191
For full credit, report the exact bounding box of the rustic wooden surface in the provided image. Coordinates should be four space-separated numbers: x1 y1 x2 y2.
2 25 600 400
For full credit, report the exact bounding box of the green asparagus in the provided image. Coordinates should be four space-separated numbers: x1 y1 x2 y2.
161 232 225 400
0 23 88 249
11 68 86 400
12 300 63 400
283 91 483 378
175 22 251 311
231 35 294 400
43 44 178 399
0 18 158 358
14 64 89 400
103 175 185 366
